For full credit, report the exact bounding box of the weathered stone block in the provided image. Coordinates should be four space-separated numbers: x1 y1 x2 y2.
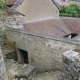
62 50 80 80
0 47 8 80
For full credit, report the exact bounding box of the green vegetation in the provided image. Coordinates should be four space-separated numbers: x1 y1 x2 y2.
0 0 8 17
0 29 7 37
0 0 8 45
59 13 72 17
0 0 8 8
59 4 80 18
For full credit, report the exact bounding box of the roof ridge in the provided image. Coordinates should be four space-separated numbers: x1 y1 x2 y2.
24 17 60 24
52 0 61 10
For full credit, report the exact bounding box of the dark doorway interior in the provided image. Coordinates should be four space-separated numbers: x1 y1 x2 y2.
18 49 29 64
71 33 78 38
64 33 78 38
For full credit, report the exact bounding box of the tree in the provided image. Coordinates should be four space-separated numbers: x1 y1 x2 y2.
0 0 8 8
0 0 8 42
0 0 8 17
59 4 80 17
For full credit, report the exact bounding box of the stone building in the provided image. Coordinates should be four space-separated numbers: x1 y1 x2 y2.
1 0 66 80
6 17 80 72
11 0 60 21
6 0 80 73
2 1 80 80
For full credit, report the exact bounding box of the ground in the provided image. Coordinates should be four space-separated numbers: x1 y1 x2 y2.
33 71 62 80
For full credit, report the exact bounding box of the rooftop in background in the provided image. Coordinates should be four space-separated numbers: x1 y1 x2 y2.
55 0 68 2
7 0 18 7
58 1 80 6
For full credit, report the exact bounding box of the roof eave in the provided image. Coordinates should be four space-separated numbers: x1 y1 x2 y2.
52 0 61 11
11 0 24 9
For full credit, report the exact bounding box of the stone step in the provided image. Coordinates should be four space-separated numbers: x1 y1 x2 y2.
7 62 26 73
4 59 36 80
3 57 10 63
15 64 36 80
15 64 36 79
3 53 36 80
4 59 17 70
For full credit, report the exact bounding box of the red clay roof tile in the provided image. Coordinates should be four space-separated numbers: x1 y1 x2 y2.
61 17 80 34
23 17 80 37
24 18 71 37
8 0 18 5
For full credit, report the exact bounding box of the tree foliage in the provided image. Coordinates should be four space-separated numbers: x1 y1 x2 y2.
59 4 80 17
0 0 8 8
0 0 8 17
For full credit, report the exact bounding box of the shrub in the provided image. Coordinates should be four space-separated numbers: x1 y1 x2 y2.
59 13 72 17
60 4 80 18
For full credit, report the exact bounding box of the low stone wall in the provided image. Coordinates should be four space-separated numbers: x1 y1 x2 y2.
0 8 24 29
62 50 80 80
0 14 24 29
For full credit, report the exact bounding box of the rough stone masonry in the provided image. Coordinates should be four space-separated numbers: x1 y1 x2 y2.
62 50 80 80
0 47 8 80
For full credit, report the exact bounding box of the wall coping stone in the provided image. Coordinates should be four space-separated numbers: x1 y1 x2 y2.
6 26 80 45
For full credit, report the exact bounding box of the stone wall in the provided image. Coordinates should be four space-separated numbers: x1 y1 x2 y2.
0 14 24 29
0 8 24 29
62 50 80 80
0 47 8 80
0 8 24 46
6 29 80 72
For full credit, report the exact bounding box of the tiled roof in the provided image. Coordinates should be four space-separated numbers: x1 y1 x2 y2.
24 18 71 37
8 0 18 5
58 1 80 6
61 17 80 34
23 17 80 38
